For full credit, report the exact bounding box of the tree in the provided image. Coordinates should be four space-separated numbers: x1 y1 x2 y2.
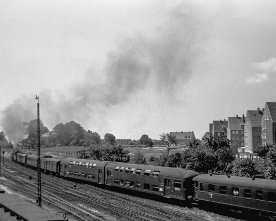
160 133 177 146
0 132 7 142
53 121 85 146
139 134 154 147
22 119 49 148
232 158 258 177
132 151 146 164
167 152 182 167
254 144 271 159
104 133 116 145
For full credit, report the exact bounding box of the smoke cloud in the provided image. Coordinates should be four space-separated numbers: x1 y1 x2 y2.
1 4 208 142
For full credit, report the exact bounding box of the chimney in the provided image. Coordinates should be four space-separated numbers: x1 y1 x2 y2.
257 108 260 112
236 115 238 118
242 114 245 123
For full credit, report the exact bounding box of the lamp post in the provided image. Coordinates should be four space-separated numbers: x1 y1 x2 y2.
35 95 42 207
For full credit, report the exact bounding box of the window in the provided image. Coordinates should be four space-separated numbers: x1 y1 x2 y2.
125 180 130 187
114 179 119 184
136 169 141 175
174 181 181 191
115 166 119 171
120 179 124 185
107 170 111 177
200 183 204 191
244 189 251 198
125 167 130 173
208 184 215 192
92 176 95 180
256 190 263 200
153 171 160 177
268 192 276 202
135 182 141 188
120 167 125 172
152 185 159 191
131 168 136 174
220 186 227 194
130 181 135 187
144 183 150 190
232 187 239 196
144 170 151 176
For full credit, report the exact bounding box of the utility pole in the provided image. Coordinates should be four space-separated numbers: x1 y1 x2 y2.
35 95 42 207
0 146 1 177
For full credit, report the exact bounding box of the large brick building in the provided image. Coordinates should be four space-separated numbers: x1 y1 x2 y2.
227 115 245 153
261 102 276 146
244 108 263 152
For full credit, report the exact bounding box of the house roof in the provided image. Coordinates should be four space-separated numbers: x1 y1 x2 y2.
246 110 263 126
213 120 228 133
267 102 276 122
170 131 195 139
228 117 244 131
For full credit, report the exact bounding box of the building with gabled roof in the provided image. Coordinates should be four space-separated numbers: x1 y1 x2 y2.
227 115 245 153
244 108 263 152
209 120 228 140
169 131 195 146
261 102 276 146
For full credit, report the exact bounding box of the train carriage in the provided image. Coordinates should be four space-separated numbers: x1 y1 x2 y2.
105 162 198 200
60 158 109 184
43 158 61 175
193 174 276 214
26 154 38 168
16 153 27 165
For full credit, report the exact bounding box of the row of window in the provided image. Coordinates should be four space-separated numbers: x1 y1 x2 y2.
69 161 97 168
66 171 97 179
200 183 276 202
114 167 160 177
113 179 167 192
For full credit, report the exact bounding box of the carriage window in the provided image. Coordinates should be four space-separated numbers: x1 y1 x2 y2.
115 166 119 171
153 171 160 177
114 179 119 184
120 167 125 172
136 169 141 175
130 181 135 187
125 180 130 187
208 184 215 192
232 187 239 196
131 168 136 174
125 167 130 173
144 170 151 176
92 176 95 180
152 185 159 191
244 189 251 198
174 181 181 189
120 179 124 185
256 190 263 200
268 192 276 202
107 170 111 177
135 182 141 188
200 183 204 191
144 183 150 190
220 186 227 194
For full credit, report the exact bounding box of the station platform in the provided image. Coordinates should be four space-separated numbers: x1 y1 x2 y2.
0 188 64 221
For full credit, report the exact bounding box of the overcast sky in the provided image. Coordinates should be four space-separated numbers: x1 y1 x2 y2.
1 0 276 141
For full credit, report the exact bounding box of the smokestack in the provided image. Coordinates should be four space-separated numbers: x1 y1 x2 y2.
242 114 245 123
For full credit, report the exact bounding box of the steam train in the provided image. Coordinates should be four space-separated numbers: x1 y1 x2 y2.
12 151 276 216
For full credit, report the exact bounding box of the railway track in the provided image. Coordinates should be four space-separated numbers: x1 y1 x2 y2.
2 158 236 221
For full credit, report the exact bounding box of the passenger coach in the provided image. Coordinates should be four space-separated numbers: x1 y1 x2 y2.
193 174 276 214
105 162 198 200
60 158 109 184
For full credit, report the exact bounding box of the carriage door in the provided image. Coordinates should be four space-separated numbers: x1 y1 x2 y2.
164 178 181 198
98 169 104 184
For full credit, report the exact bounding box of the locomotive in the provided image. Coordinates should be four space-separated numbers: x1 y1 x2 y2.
12 151 276 215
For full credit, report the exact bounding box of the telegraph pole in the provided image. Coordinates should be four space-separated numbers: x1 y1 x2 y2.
35 95 42 207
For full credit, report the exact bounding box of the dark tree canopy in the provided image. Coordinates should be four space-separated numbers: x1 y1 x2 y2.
53 121 85 146
104 133 116 145
139 134 153 147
